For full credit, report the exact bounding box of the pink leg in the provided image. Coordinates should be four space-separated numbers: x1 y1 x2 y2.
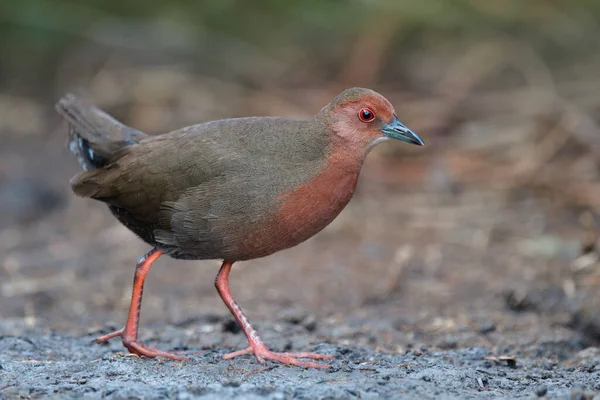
215 261 333 369
94 249 187 361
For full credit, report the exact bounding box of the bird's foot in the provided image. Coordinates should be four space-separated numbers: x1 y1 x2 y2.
94 328 124 344
94 328 188 361
223 344 333 369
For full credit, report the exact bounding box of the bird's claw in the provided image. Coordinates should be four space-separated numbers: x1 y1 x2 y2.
93 328 188 361
223 345 333 369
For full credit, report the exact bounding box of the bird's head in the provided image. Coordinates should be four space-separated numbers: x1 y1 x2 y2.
322 87 423 152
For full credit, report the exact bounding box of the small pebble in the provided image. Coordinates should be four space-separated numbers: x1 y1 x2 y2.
479 322 496 334
535 385 548 397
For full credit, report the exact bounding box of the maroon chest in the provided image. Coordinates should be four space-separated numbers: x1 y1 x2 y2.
233 150 363 260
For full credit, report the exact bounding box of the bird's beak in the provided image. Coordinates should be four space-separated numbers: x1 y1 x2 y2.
382 117 424 146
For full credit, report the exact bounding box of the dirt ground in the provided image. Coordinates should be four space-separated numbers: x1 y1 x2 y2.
1 321 599 399
1 122 600 399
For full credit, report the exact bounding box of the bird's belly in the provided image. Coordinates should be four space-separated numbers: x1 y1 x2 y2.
108 205 157 246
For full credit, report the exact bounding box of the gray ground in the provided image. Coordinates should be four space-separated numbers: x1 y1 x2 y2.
1 320 599 399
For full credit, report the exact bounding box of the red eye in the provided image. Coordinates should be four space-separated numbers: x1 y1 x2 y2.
358 108 375 122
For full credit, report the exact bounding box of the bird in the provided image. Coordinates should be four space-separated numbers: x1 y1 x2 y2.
56 88 423 368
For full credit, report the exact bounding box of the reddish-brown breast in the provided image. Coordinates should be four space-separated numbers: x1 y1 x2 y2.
233 145 363 261
274 149 362 243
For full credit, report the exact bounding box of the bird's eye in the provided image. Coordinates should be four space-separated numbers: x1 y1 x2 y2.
358 108 375 123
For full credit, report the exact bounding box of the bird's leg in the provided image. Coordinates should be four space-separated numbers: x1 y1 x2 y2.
94 248 187 361
215 261 333 369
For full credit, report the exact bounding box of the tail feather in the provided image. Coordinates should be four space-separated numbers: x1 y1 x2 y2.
56 94 147 170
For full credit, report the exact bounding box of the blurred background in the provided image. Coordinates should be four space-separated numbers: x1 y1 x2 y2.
1 0 600 358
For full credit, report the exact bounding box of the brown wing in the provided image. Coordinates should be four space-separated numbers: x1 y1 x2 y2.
70 131 229 223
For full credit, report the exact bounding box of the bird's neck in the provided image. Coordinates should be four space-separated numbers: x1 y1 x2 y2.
311 136 367 207
328 129 374 170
